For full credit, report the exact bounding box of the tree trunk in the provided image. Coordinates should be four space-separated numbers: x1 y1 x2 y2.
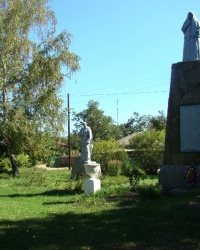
6 144 19 177
9 153 19 177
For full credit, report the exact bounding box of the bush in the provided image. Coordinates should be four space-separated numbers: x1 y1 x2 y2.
0 157 11 172
129 129 165 174
122 162 145 186
107 160 122 176
16 154 31 168
92 139 129 175
112 150 129 168
134 184 162 200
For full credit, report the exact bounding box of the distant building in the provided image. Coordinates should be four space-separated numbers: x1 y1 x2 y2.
117 133 140 148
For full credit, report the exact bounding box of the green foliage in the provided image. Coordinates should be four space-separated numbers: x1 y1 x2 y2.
93 184 129 199
0 153 31 172
119 111 166 137
92 139 129 175
107 160 122 176
0 0 80 175
92 139 118 173
129 129 165 174
0 156 11 172
122 162 145 186
72 101 123 140
119 112 149 136
134 184 162 200
148 110 166 131
16 154 31 168
69 134 81 151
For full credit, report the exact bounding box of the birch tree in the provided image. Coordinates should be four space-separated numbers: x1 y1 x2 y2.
0 0 80 175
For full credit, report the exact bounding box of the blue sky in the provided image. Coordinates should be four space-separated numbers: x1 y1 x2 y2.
49 0 200 126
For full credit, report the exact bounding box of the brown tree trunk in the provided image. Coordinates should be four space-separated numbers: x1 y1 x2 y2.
9 153 19 177
7 144 19 177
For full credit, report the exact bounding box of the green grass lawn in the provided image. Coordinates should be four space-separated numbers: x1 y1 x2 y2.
0 168 200 250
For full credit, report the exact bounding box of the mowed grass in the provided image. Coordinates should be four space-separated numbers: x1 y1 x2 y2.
0 168 200 250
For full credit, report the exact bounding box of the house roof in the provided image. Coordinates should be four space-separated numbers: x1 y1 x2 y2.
118 133 139 146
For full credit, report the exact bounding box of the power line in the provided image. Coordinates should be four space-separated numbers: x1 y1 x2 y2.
71 90 168 97
69 90 169 108
69 73 170 96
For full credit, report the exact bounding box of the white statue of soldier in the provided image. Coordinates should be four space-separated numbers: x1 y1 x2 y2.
80 122 93 163
182 12 200 61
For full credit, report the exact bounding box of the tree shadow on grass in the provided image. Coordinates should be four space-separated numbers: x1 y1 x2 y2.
0 195 200 250
0 189 82 198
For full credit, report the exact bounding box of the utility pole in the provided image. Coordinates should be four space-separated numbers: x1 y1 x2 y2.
117 99 119 125
67 93 71 169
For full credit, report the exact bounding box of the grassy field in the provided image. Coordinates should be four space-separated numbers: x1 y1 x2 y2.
0 168 200 250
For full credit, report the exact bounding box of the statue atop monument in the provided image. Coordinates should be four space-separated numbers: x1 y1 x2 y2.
182 12 200 62
80 122 93 163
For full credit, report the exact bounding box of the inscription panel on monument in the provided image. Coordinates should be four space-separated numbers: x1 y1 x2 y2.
180 105 200 152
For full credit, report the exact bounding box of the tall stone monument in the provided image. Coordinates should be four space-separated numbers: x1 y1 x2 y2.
159 12 200 190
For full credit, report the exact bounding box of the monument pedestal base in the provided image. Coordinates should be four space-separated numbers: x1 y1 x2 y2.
71 160 101 179
159 165 200 190
84 177 101 195
83 162 101 195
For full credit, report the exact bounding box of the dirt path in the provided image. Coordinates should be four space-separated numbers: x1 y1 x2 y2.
36 165 69 171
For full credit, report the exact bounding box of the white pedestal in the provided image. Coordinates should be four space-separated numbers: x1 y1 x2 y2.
84 177 101 195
